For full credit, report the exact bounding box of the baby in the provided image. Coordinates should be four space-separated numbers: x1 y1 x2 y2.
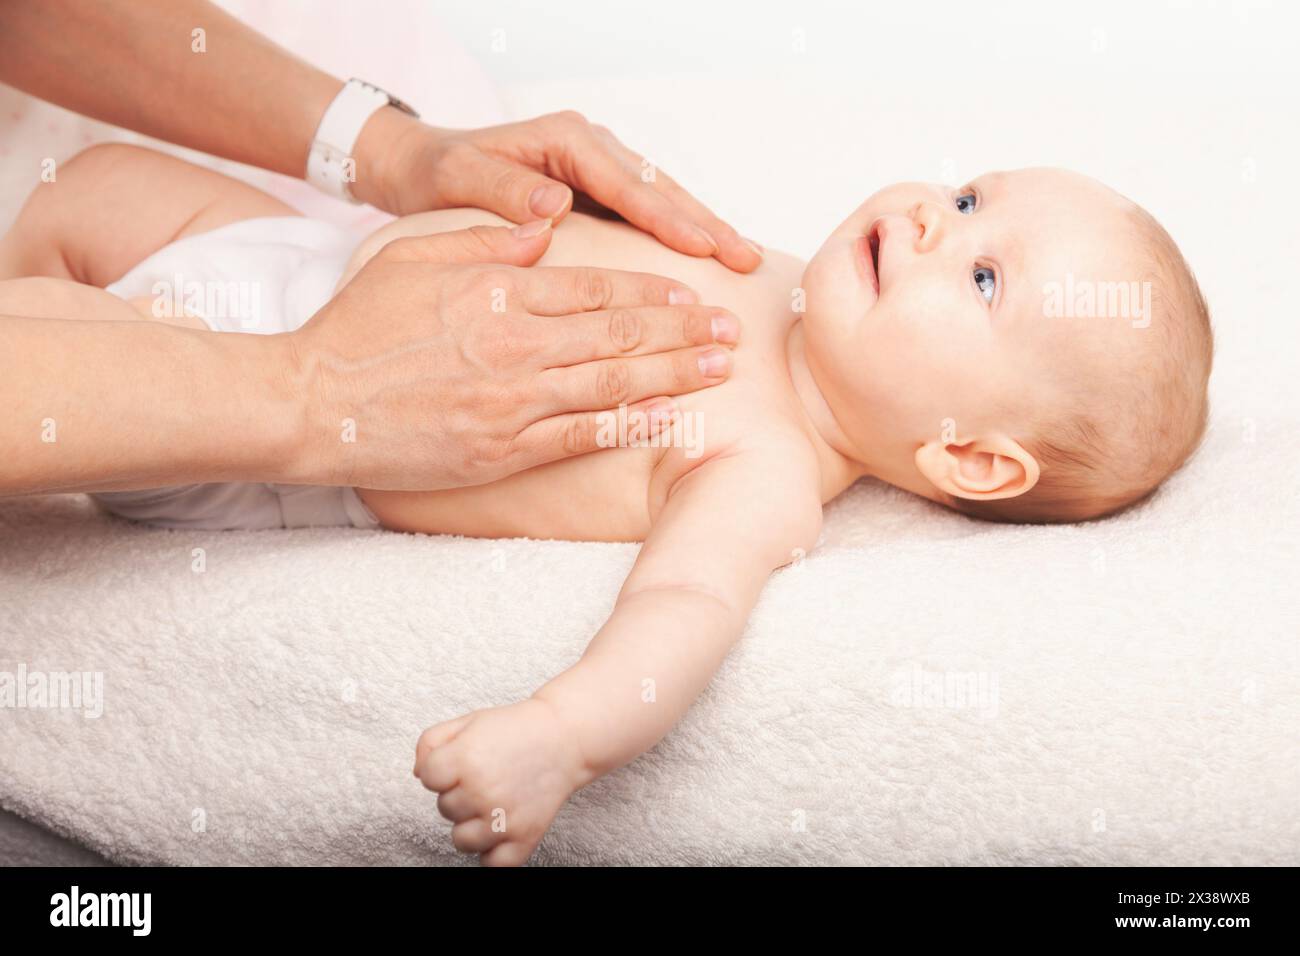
0 145 1212 864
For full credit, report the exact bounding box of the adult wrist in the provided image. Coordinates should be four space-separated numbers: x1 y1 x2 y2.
218 330 320 486
348 105 431 212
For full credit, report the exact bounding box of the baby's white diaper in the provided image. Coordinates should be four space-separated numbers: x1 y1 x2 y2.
94 217 380 531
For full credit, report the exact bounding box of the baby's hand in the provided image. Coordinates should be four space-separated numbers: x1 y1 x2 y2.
413 698 588 866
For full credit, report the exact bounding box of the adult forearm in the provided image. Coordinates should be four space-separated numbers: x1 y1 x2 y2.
0 0 340 178
1 315 308 495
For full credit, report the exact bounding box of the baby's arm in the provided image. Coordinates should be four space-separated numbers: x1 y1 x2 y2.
413 439 822 865
540 448 822 766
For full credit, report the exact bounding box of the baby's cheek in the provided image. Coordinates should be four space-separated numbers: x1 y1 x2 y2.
798 250 843 314
885 282 972 354
867 298 974 393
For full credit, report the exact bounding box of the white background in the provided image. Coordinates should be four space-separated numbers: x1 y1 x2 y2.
437 0 1300 418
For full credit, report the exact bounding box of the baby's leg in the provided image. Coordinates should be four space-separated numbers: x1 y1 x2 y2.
0 143 300 288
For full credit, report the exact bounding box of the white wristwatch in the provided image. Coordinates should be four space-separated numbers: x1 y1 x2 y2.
307 78 419 203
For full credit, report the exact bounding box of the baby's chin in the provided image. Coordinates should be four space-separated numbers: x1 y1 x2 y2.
800 235 878 345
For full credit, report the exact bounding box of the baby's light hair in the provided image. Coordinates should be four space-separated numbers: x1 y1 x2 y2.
949 203 1213 524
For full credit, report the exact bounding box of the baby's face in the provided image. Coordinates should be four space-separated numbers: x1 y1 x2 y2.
800 168 1140 486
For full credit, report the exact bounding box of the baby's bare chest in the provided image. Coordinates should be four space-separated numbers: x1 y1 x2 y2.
392 213 806 541
402 358 797 543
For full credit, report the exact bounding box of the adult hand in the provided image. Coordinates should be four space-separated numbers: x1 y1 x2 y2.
352 108 764 274
290 219 739 490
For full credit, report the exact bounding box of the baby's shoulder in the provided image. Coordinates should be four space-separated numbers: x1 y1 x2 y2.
647 409 820 515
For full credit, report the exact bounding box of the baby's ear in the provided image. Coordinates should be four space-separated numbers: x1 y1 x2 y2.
914 433 1040 501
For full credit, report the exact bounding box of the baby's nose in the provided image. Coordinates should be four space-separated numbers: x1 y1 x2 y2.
910 201 945 251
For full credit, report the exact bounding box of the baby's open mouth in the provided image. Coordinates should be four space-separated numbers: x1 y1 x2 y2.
856 222 881 295
868 225 881 290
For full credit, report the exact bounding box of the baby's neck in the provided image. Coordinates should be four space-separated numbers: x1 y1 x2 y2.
783 322 871 502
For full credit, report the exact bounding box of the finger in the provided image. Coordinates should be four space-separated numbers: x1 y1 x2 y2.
415 739 471 794
414 715 472 776
480 841 533 867
538 305 739 367
646 169 763 273
508 395 681 471
435 787 478 824
553 130 719 261
589 165 721 259
418 745 462 793
441 150 575 224
452 818 508 854
384 221 553 269
515 265 700 315
564 125 757 267
542 346 732 415
594 127 763 273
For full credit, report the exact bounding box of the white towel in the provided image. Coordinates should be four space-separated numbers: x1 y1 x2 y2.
1 416 1296 864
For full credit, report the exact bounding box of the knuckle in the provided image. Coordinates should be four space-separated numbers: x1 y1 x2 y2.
465 224 502 253
596 360 632 406
561 415 596 456
551 109 587 128
465 434 512 477
644 277 673 305
607 309 642 352
472 268 515 301
577 269 614 311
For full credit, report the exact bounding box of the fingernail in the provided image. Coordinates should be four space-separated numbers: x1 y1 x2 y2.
743 237 764 258
511 217 552 239
529 184 569 218
710 313 738 344
690 224 720 255
668 286 699 306
698 348 730 377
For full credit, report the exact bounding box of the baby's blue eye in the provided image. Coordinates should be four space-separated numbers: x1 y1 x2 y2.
954 192 978 215
973 266 996 303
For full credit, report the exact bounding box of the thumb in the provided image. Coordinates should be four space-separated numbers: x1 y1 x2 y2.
392 220 554 267
452 155 574 224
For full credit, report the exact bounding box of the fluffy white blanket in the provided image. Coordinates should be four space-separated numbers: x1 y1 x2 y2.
2 419 1297 864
